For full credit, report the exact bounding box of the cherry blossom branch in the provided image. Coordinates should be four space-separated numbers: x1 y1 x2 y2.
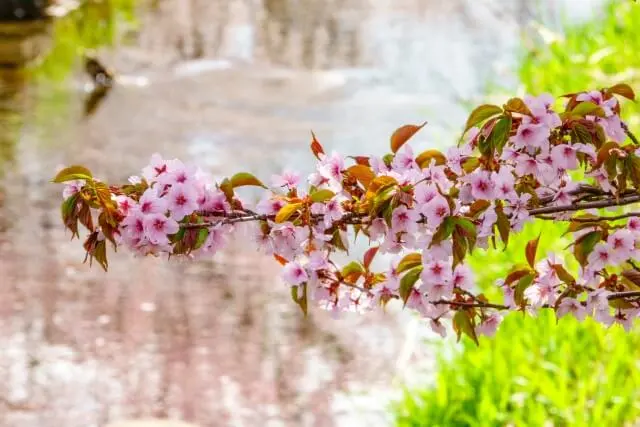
529 194 640 216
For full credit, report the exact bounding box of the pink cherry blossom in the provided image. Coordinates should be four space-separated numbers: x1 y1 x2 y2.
166 183 199 221
550 144 578 170
513 122 550 150
138 188 168 215
318 151 345 182
114 195 137 216
282 261 309 286
392 145 418 172
468 170 494 200
423 195 450 229
143 213 179 245
587 242 613 270
556 298 587 321
476 313 502 337
451 264 474 291
586 167 613 193
62 180 84 199
420 260 452 288
391 205 420 234
142 153 173 182
271 170 301 188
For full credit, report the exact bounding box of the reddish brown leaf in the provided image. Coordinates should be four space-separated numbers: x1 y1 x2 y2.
607 83 636 101
390 122 427 153
310 131 325 160
363 246 379 270
525 234 541 269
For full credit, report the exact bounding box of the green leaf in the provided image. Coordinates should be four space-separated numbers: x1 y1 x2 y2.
574 230 603 266
571 101 606 118
399 267 422 306
495 207 510 248
453 310 479 346
94 239 108 271
230 172 267 189
452 231 469 268
514 273 535 307
310 189 335 203
390 122 427 153
291 284 308 316
430 216 455 247
194 228 209 250
397 253 422 274
275 202 302 223
486 115 513 154
464 104 502 132
52 165 93 183
341 261 365 283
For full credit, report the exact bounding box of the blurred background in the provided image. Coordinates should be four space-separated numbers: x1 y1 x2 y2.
0 0 638 426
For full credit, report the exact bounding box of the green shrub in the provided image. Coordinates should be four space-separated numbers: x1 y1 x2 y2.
392 2 640 426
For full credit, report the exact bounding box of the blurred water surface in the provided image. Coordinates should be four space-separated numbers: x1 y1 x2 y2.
0 0 604 426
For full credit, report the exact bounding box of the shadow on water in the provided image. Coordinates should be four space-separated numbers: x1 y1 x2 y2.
0 1 603 426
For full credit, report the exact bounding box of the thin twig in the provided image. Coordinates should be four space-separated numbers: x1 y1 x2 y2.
529 194 640 216
622 121 639 145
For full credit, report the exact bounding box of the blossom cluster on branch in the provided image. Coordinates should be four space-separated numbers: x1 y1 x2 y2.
53 83 640 344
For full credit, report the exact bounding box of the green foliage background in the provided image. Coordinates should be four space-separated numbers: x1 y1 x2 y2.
393 2 640 426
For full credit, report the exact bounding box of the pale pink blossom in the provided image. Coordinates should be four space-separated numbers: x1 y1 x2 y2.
607 229 635 263
282 261 309 286
272 170 301 188
468 170 494 200
62 180 84 199
391 205 420 234
451 264 474 291
166 183 199 221
423 195 450 229
556 298 587 321
476 313 502 337
587 242 613 270
143 213 179 245
513 122 550 150
138 188 168 215
550 144 579 170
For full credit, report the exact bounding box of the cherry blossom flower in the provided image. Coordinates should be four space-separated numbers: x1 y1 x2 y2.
512 122 550 150
271 170 301 188
143 213 179 245
587 242 613 271
62 180 84 199
556 298 587 321
423 195 450 229
391 205 420 234
282 261 309 286
138 188 168 215
550 144 579 170
166 183 199 221
476 313 503 337
607 229 635 263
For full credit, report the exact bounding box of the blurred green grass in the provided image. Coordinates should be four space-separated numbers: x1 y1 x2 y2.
392 2 640 426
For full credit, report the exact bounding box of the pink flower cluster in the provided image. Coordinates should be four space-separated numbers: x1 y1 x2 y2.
57 85 640 343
